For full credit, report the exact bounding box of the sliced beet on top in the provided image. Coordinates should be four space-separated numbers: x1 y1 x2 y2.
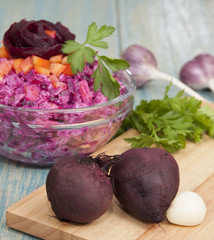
3 19 75 59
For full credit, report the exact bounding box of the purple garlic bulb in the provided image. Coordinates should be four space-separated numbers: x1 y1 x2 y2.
122 44 157 88
180 54 214 93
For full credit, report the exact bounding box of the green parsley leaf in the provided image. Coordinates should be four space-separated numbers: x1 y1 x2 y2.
65 44 96 74
116 84 214 153
92 61 120 100
85 22 115 48
61 22 129 100
67 49 85 74
100 56 130 72
61 40 82 54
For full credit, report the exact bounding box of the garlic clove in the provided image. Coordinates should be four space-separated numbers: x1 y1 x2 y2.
166 191 206 226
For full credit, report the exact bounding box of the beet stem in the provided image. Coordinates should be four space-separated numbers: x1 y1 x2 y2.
93 153 120 174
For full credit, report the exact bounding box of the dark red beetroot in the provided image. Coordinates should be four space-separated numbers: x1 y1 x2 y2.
46 155 113 224
110 148 180 223
3 19 75 59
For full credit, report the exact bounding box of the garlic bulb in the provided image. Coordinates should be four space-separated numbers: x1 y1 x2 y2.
122 44 207 102
180 54 214 93
166 191 206 226
122 44 157 88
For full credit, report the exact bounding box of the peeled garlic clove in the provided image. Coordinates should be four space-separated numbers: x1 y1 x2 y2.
166 191 206 226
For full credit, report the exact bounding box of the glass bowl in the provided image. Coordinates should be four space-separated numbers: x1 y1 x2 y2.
0 70 136 166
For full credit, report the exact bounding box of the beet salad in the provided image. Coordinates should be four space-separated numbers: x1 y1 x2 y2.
0 19 134 166
0 19 126 110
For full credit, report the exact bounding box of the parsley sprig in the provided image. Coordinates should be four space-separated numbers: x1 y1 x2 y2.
117 84 214 153
61 22 130 100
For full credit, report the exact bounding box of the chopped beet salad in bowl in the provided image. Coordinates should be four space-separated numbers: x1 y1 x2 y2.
0 19 135 166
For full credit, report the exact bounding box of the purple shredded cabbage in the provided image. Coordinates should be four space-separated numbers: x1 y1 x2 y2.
0 61 124 109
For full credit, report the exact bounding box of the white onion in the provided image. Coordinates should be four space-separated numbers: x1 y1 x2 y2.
166 191 206 226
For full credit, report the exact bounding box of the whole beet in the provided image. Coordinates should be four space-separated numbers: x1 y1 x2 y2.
110 148 180 223
46 155 113 224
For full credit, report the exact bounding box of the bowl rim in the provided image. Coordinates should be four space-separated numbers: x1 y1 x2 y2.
0 70 136 113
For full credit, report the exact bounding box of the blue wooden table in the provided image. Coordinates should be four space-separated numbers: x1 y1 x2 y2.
0 0 214 239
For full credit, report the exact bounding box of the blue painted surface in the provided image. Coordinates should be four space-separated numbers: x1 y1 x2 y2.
0 0 214 239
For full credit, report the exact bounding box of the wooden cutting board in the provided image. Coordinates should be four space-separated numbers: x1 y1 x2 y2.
6 122 214 239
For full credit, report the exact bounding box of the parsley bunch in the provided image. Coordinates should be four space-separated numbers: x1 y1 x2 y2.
61 22 130 100
117 84 214 153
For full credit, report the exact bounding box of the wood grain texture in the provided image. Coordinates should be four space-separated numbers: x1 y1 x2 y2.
6 128 214 240
1 0 214 239
118 0 214 103
0 1 118 239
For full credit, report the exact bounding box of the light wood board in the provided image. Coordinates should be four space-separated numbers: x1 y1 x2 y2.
6 125 214 240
